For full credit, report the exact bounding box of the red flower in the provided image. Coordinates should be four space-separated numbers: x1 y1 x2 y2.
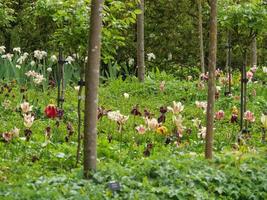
44 104 58 118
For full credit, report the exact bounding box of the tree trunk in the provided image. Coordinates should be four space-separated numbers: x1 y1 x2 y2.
226 31 232 94
205 0 217 159
84 0 103 178
137 0 145 82
251 36 257 67
197 0 205 74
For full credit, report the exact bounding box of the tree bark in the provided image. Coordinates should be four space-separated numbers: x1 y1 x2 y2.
226 31 232 94
251 36 257 67
137 0 145 82
205 0 217 159
197 0 205 74
84 0 103 178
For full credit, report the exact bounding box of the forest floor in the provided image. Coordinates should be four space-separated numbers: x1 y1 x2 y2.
0 73 267 199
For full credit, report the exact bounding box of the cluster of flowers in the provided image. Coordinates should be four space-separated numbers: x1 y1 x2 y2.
25 70 46 85
20 101 35 141
0 45 75 68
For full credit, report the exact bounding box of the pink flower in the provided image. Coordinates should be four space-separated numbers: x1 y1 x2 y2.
215 110 225 120
250 65 257 73
2 132 13 142
135 125 146 134
145 117 159 130
246 71 253 81
244 111 255 122
200 73 208 81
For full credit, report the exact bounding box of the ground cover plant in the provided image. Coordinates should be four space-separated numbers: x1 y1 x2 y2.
0 59 266 199
1 0 267 199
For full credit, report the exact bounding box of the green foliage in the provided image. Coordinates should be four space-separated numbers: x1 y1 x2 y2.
0 71 266 199
219 2 267 46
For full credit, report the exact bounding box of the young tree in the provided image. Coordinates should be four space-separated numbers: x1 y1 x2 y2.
205 0 217 159
197 0 205 73
84 0 103 178
137 0 145 82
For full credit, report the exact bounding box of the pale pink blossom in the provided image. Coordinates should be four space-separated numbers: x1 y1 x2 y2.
135 125 147 134
246 71 253 81
23 114 35 128
167 101 184 114
20 101 33 113
215 110 225 120
145 117 159 130
244 111 255 122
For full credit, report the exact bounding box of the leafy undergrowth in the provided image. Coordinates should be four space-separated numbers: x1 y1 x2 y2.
1 147 267 200
0 72 267 199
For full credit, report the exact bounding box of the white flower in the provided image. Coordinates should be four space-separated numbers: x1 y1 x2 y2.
195 101 207 109
168 53 172 61
47 67 52 72
0 46 6 54
30 60 36 66
123 93 129 99
172 115 185 130
50 55 58 63
216 86 221 91
1 53 14 61
128 58 134 66
33 74 45 85
41 51 47 57
20 101 33 113
187 76 193 81
192 118 201 128
198 127 206 139
25 70 37 77
17 56 27 64
74 86 80 91
34 50 47 60
23 52 29 57
167 101 184 114
195 101 207 114
16 65 21 69
107 111 129 125
13 47 21 54
147 53 156 61
250 65 257 73
65 56 74 64
23 114 34 128
263 67 267 74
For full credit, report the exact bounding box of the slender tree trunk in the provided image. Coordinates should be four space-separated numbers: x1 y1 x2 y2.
226 31 232 94
58 48 65 109
76 62 85 166
84 0 103 178
240 50 247 132
205 0 217 159
137 0 145 82
197 0 205 73
251 36 257 67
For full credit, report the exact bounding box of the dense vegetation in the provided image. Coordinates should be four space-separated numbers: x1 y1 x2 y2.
0 0 267 199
